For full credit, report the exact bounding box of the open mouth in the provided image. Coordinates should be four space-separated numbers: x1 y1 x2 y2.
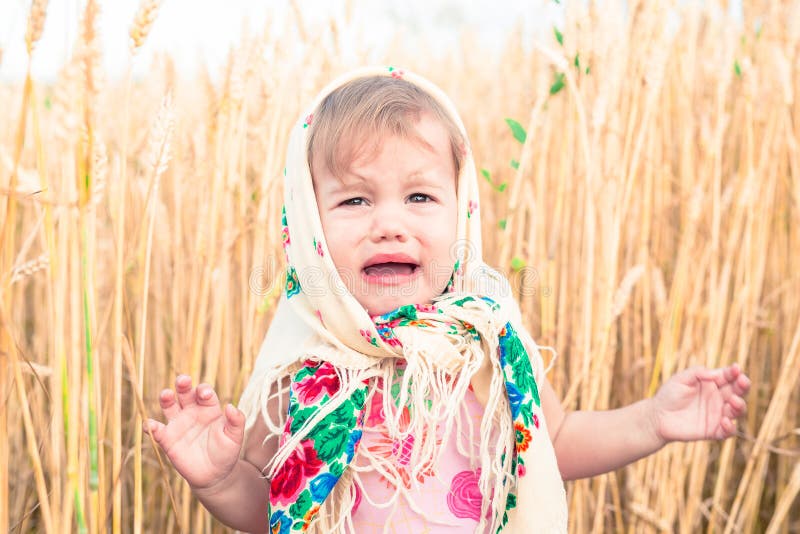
363 262 419 277
362 254 421 285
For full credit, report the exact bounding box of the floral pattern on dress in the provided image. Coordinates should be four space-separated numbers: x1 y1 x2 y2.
362 373 440 488
448 469 483 521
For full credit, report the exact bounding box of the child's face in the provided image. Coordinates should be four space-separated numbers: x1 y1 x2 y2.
312 113 458 316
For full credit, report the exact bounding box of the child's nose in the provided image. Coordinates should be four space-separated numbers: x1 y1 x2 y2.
369 204 409 242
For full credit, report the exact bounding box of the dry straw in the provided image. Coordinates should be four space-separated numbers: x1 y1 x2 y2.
1 1 799 533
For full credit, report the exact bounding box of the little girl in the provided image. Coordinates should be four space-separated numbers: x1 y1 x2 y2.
146 67 751 533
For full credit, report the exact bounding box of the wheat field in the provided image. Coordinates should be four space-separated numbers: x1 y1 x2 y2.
1 0 799 532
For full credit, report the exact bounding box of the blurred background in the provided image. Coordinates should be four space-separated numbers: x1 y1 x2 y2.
0 0 560 81
1 0 798 532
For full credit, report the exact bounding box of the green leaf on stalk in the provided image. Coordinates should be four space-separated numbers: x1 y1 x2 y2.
554 27 564 46
734 60 742 78
511 256 527 272
504 118 527 144
550 72 566 95
44 96 52 109
481 168 492 182
574 53 580 68
497 182 507 192
510 159 519 170
586 66 591 75
498 219 507 230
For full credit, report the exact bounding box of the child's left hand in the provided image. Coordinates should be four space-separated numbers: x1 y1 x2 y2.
651 363 751 444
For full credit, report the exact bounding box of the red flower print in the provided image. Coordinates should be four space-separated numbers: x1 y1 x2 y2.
514 421 532 453
517 463 527 477
467 200 478 218
447 469 482 521
270 440 324 506
315 309 325 326
359 328 378 346
414 303 438 313
315 240 324 257
293 361 340 405
303 113 314 128
533 413 540 429
388 67 404 79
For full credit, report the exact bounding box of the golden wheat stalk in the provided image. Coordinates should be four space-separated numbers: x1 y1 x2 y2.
130 0 161 53
24 0 48 55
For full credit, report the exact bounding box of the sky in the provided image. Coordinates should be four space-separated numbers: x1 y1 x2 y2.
0 0 562 82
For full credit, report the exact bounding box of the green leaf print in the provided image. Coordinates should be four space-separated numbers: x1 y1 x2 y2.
329 460 344 477
522 399 535 426
289 490 313 522
505 493 517 510
290 406 317 433
293 364 317 384
314 425 350 463
383 304 418 322
503 328 540 407
351 387 367 410
452 295 476 308
328 399 357 427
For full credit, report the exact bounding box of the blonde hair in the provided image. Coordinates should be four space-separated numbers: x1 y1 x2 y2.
307 75 467 178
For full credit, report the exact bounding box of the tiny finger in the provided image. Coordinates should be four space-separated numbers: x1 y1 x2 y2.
159 389 181 420
719 416 736 438
222 404 245 444
701 366 731 387
143 419 165 442
722 363 741 384
175 374 197 409
733 373 751 396
195 383 220 407
726 395 747 417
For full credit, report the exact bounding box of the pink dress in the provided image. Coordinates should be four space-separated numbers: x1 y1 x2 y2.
350 379 487 533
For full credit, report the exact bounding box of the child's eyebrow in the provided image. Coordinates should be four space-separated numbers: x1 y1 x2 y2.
327 173 367 192
404 170 453 189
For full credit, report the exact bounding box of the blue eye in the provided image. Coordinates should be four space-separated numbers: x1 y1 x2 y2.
408 193 433 203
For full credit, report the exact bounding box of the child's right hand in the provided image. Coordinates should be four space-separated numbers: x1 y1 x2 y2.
145 375 245 492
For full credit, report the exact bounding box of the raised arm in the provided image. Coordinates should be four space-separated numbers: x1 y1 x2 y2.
146 375 288 533
541 364 751 481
